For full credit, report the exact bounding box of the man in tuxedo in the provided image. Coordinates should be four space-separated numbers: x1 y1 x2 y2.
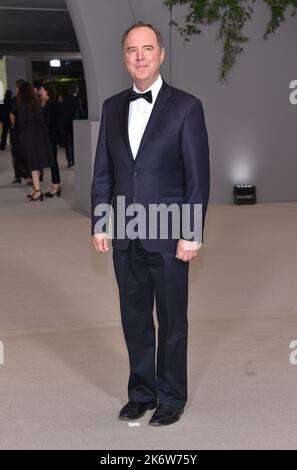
91 22 210 426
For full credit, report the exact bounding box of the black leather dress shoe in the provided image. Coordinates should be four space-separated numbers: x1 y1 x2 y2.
149 405 184 426
119 400 158 421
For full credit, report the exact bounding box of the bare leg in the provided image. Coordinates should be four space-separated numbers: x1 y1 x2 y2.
29 170 43 201
31 170 40 191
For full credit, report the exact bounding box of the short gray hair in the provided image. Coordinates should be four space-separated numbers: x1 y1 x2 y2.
122 21 165 50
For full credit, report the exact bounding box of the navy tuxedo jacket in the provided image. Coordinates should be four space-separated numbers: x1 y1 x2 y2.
91 79 210 252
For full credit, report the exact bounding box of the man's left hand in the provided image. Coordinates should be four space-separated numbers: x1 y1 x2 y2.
176 239 201 262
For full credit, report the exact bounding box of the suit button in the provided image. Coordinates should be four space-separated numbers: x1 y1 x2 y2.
133 171 138 177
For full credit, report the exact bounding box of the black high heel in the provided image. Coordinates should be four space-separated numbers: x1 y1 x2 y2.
27 186 36 198
44 187 61 198
29 189 44 202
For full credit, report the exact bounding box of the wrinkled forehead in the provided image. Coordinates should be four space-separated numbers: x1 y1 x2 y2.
124 26 159 49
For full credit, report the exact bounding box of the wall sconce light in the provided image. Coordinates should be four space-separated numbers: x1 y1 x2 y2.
50 59 61 68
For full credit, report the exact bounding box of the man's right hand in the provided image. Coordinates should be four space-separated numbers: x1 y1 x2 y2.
92 234 109 253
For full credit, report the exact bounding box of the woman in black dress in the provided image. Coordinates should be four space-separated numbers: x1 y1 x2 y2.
15 82 54 201
38 82 62 198
1 89 12 150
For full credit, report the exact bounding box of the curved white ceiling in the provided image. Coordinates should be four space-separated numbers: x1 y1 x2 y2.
0 0 79 54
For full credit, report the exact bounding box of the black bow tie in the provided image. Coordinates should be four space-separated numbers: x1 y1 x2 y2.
129 89 153 104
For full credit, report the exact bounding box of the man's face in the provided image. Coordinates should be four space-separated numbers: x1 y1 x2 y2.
123 26 164 91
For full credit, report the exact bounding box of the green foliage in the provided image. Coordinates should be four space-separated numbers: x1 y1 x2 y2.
165 0 297 81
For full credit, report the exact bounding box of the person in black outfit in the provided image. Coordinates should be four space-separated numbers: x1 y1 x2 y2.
60 83 85 167
9 79 30 183
0 89 12 150
38 82 62 198
15 82 54 201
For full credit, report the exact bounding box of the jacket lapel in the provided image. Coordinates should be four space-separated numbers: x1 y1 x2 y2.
134 80 172 166
118 89 134 165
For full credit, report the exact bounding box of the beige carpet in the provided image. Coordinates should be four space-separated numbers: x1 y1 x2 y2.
0 147 297 449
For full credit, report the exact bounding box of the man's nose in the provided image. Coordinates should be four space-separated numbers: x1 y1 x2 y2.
136 50 144 61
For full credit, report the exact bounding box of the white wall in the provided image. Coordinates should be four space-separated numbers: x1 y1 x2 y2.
6 56 32 93
171 1 297 203
66 0 297 210
0 57 7 103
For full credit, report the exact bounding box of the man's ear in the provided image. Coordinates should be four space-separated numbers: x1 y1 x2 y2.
160 47 165 64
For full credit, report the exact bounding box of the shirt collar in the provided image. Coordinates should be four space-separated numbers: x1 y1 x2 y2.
133 74 163 104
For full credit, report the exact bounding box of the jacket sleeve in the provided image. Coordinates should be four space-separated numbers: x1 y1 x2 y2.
91 101 114 235
181 98 210 243
78 97 86 119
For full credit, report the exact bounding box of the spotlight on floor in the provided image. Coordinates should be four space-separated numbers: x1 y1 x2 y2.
233 185 256 205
